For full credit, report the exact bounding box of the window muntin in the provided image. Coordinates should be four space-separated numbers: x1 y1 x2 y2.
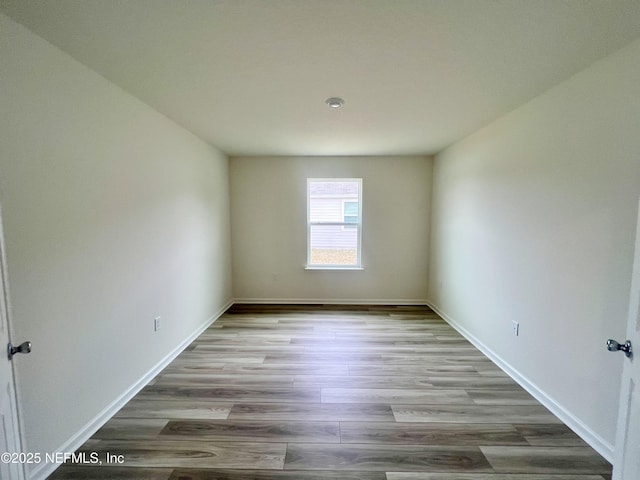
307 178 362 268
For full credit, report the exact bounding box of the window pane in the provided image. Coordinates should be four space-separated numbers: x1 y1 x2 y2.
309 181 360 197
309 224 358 265
309 181 360 223
343 202 358 215
343 201 359 223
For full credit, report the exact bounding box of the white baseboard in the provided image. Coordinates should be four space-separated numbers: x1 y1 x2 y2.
426 299 615 463
232 297 429 305
30 299 233 480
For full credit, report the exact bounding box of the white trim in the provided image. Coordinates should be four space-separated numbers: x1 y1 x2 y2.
233 298 429 306
426 299 615 463
304 266 364 271
30 299 233 480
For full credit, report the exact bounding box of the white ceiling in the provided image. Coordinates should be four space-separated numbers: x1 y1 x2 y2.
2 0 640 156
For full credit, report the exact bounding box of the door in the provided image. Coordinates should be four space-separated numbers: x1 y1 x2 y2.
0 208 25 480
612 197 640 480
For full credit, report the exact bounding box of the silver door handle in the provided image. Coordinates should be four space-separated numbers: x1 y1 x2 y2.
7 341 31 360
606 339 632 358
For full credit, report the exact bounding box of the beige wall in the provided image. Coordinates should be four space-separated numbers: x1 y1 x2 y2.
0 13 232 475
230 156 431 303
428 38 640 458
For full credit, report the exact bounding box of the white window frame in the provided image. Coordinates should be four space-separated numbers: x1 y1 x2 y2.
306 178 363 270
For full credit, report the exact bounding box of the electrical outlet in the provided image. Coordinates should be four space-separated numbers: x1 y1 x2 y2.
154 316 161 332
512 321 519 336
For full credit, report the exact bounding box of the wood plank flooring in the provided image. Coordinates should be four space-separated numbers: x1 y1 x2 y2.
48 305 612 479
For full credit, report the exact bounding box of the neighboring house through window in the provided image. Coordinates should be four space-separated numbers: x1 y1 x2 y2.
343 201 359 224
307 178 362 268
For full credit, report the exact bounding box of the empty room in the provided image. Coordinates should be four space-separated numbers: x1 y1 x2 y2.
1 1 640 479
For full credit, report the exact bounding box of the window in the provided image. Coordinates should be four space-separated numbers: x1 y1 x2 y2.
307 178 362 269
343 201 359 224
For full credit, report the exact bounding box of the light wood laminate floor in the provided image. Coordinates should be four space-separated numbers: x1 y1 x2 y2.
49 305 612 479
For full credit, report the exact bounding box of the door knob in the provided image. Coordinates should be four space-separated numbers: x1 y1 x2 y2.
606 339 632 358
7 341 31 360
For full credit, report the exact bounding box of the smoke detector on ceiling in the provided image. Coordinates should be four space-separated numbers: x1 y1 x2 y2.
325 97 345 108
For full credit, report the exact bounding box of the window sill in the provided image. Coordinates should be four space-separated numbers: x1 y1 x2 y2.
305 265 364 271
